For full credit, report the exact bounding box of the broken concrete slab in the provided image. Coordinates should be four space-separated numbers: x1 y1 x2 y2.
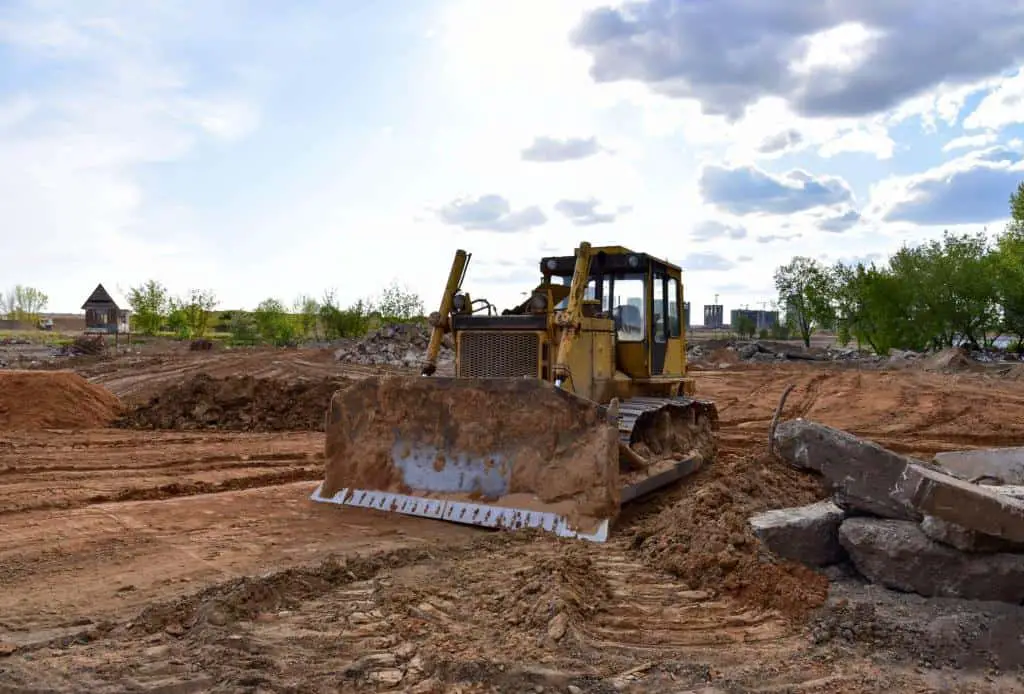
893 463 1024 543
839 517 1024 603
920 515 1024 554
773 419 921 521
749 500 846 566
934 447 1024 486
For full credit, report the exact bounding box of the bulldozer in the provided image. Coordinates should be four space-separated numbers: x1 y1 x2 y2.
310 242 719 542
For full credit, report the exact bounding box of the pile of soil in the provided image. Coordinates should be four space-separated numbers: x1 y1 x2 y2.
628 451 830 619
116 373 350 431
920 347 977 373
0 370 122 430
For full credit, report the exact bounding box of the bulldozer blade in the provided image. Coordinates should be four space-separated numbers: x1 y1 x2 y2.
312 375 621 541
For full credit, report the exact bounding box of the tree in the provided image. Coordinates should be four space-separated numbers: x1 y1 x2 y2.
734 313 756 339
127 280 169 335
227 311 260 346
168 289 218 339
994 183 1024 350
2 285 48 323
294 294 320 340
319 288 371 339
774 257 834 347
373 281 424 322
254 298 297 346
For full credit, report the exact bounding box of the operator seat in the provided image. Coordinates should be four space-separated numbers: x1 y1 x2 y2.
613 304 643 340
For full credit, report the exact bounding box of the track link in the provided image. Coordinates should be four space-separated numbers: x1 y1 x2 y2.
616 395 720 447
615 396 720 504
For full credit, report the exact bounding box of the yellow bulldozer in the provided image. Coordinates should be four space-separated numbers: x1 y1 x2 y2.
310 242 719 542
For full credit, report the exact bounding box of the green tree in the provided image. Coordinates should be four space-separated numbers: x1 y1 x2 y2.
774 257 834 348
127 280 169 335
168 289 218 339
319 289 371 339
254 298 297 346
227 311 260 346
2 285 49 323
373 281 424 322
294 294 321 340
734 313 756 339
994 183 1024 349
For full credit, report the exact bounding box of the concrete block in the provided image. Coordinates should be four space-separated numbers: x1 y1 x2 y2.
749 500 846 566
934 447 1024 486
920 515 1024 554
893 463 1024 543
773 419 921 520
839 517 1024 603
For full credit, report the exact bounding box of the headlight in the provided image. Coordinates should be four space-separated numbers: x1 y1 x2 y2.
627 255 640 268
452 292 467 312
529 292 547 311
546 259 558 271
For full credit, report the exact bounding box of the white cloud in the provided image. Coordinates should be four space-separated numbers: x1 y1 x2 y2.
943 132 998 152
700 164 854 215
870 148 1024 226
963 68 1024 132
2 0 1023 326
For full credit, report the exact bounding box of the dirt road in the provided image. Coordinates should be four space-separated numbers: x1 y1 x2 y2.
3 356 1024 691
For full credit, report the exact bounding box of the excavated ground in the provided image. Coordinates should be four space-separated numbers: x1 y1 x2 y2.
2 350 1024 691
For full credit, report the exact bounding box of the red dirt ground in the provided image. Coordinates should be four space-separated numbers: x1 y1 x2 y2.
1 349 1024 691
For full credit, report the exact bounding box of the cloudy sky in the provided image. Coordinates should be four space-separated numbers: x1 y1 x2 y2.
2 1 1023 321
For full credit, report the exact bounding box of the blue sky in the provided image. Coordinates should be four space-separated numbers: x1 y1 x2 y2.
1 0 1023 322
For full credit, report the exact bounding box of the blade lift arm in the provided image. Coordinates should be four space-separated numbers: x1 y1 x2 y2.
552 241 592 389
422 249 469 376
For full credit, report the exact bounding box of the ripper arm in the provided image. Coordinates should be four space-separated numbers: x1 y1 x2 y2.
552 241 592 388
422 249 469 376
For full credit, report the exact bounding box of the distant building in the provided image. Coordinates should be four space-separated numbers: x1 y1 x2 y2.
703 304 724 329
82 284 131 335
730 309 779 332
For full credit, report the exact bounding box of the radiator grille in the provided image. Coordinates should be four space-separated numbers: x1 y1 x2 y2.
458 331 540 378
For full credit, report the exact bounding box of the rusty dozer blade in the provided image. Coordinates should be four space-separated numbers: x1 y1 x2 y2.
310 375 621 541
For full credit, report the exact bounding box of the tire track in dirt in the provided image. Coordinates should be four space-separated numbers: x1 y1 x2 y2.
0 467 323 515
4 535 920 693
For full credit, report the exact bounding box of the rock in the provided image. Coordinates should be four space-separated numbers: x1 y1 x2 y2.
368 668 404 686
920 515 1024 553
547 611 569 641
206 609 227 626
933 447 1024 486
738 343 765 359
773 419 921 520
164 623 186 637
892 463 1024 543
749 500 847 566
838 517 1024 602
0 642 16 656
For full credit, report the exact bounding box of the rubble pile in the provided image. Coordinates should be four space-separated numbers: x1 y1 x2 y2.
754 420 1024 603
688 340 1024 370
334 322 454 369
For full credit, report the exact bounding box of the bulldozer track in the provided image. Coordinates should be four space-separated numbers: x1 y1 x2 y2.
615 396 719 447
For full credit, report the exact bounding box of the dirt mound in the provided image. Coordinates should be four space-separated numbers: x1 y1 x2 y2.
920 347 977 373
117 373 350 431
0 370 121 430
628 451 830 619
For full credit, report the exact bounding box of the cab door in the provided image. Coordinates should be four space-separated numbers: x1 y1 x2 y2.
650 271 669 375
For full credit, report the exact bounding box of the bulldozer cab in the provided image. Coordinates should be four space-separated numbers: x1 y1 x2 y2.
541 247 688 382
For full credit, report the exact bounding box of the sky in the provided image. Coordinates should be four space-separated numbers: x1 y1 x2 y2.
2 0 1024 323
